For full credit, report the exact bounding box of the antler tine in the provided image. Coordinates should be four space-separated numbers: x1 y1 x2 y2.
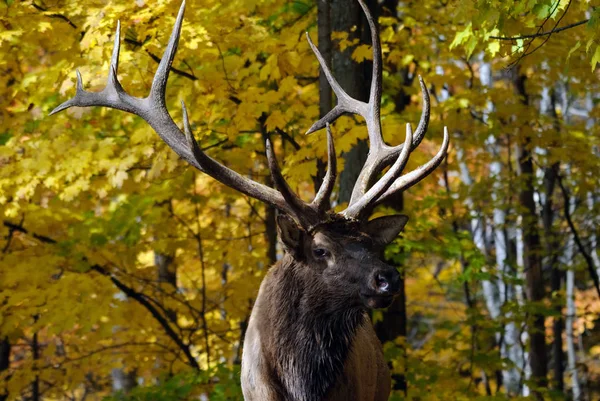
265 138 320 226
107 20 121 87
357 0 382 127
343 123 413 220
312 123 337 212
304 33 368 135
374 127 450 207
149 0 184 105
409 76 431 150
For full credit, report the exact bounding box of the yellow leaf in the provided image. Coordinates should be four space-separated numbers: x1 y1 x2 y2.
265 110 287 131
487 41 500 57
352 44 373 62
38 22 52 33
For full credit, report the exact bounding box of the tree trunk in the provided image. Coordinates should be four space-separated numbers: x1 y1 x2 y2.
514 219 532 396
156 252 176 287
480 58 526 395
587 193 600 279
111 369 137 394
563 192 582 400
0 337 9 401
491 145 524 395
457 145 501 318
512 69 548 396
31 330 39 401
540 86 564 392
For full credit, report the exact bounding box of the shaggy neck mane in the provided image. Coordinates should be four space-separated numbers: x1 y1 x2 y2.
259 253 366 401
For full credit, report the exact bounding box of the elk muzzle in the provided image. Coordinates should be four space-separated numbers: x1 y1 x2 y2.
362 267 400 309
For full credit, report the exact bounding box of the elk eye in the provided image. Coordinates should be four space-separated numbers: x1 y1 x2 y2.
313 248 329 258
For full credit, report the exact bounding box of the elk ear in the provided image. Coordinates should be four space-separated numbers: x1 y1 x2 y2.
364 215 409 246
276 214 304 253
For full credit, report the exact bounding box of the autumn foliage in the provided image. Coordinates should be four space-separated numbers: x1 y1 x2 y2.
1 0 599 400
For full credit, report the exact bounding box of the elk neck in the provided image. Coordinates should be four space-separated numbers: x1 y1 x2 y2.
255 253 367 401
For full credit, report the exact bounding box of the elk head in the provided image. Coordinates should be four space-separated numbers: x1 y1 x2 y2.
50 0 449 311
276 213 409 309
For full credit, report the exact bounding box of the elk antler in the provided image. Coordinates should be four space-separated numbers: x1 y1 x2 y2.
51 0 447 230
50 1 337 230
305 0 449 221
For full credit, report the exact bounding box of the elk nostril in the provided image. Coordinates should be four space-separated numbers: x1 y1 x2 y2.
375 274 390 292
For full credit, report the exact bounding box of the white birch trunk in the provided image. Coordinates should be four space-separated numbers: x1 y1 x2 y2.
561 164 582 400
111 369 137 393
456 146 501 319
566 268 581 400
564 217 582 400
587 193 600 278
513 217 531 396
480 58 525 394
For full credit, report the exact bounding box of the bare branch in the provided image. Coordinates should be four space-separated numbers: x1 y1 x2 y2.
490 19 588 41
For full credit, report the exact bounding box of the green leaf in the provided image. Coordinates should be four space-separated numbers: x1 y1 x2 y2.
591 45 600 72
566 40 581 62
0 132 12 145
90 233 108 246
587 8 600 31
450 23 473 49
291 1 311 15
532 3 551 19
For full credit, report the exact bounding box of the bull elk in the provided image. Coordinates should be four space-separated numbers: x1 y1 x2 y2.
51 1 449 400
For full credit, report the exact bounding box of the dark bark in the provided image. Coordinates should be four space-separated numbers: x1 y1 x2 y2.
375 276 407 394
542 89 563 392
196 232 211 367
156 253 176 287
546 164 564 392
31 330 39 401
512 70 548 396
265 203 277 265
381 0 399 16
0 337 10 401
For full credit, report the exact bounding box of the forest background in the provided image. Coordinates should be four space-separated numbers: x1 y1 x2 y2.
1 0 600 400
